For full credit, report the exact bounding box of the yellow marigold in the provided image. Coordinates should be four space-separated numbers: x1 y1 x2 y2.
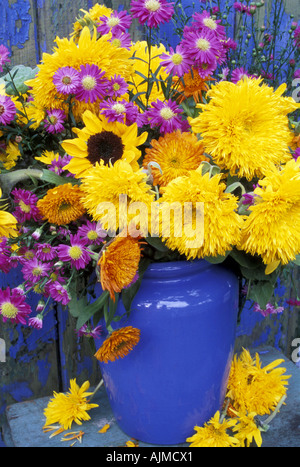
232 412 263 448
186 411 239 447
99 233 141 301
189 77 299 180
37 183 86 225
25 27 133 121
80 159 155 233
61 110 147 178
239 158 300 270
175 67 211 103
157 166 242 259
226 349 290 416
143 130 209 188
43 379 98 430
94 326 141 363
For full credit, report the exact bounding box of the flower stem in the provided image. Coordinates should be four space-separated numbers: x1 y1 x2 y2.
90 379 104 400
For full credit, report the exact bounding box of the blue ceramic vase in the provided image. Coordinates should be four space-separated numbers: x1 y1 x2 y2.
96 259 239 445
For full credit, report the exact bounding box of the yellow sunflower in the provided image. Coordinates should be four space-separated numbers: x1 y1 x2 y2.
0 189 18 238
98 233 141 301
94 326 141 363
61 110 147 178
157 166 242 259
79 159 155 234
25 27 133 121
37 183 86 225
239 158 300 270
143 130 209 188
43 379 98 430
186 411 239 447
189 77 299 180
129 41 168 107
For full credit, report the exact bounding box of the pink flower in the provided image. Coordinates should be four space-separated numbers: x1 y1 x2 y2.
22 258 51 284
28 315 43 329
231 67 251 83
293 148 300 161
0 238 13 273
53 66 80 95
76 324 103 338
160 44 193 77
107 75 128 98
253 302 284 317
76 64 108 103
131 0 174 28
97 10 132 35
0 287 32 325
36 243 57 261
47 282 71 305
192 10 226 39
293 26 300 47
109 30 132 50
57 234 91 270
99 98 139 124
77 220 106 246
0 95 16 125
0 44 10 72
181 28 221 65
287 298 300 306
44 108 66 134
12 188 42 223
145 99 188 134
294 69 300 79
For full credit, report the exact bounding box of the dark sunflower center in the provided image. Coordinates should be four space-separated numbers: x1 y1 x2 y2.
87 131 124 166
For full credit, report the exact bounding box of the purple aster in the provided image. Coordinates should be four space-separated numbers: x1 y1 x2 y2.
192 10 226 39
0 95 16 125
181 28 222 65
0 44 10 72
35 243 57 261
52 66 80 95
12 188 42 223
28 314 43 329
44 108 66 134
109 30 132 50
99 98 139 124
76 64 108 103
77 220 106 246
145 99 187 134
57 234 91 270
47 282 71 306
294 69 300 79
253 302 284 317
195 59 217 79
241 193 255 206
0 237 13 273
107 75 128 98
231 67 251 83
131 0 174 28
0 287 32 325
293 26 300 47
97 10 132 35
160 44 193 77
286 298 300 306
22 258 51 284
293 147 300 161
76 324 103 338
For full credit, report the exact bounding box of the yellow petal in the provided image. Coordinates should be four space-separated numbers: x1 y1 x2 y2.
265 260 280 275
98 423 110 433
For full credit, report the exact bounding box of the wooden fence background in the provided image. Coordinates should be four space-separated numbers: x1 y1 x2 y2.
0 0 300 434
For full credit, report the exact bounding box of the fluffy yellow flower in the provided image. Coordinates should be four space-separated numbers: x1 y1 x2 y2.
0 141 21 170
157 166 242 259
26 27 133 121
189 78 299 180
43 379 98 430
0 189 18 238
239 158 300 269
186 411 239 447
232 412 263 448
61 110 147 178
226 349 290 416
80 159 155 233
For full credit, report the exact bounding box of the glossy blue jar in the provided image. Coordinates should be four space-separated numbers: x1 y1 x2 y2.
96 259 239 445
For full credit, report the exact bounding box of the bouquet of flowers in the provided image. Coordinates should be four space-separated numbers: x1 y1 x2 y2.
0 0 299 362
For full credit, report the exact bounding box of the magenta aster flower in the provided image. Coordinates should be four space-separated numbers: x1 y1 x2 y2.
36 243 57 261
145 99 187 134
52 66 80 95
44 108 66 134
0 238 13 273
0 95 16 125
76 64 108 103
77 220 106 246
0 44 10 72
12 188 42 223
28 315 43 329
293 147 300 161
0 287 32 325
47 282 71 306
97 10 132 35
57 234 91 270
192 10 226 39
294 69 300 79
231 67 251 83
76 324 103 338
22 258 51 284
160 44 193 77
109 30 132 50
181 28 221 65
108 75 128 98
294 26 300 47
253 302 284 318
131 0 174 28
286 298 300 306
99 98 139 124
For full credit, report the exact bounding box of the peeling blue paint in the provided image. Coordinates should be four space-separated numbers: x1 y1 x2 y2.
37 356 51 387
0 0 32 51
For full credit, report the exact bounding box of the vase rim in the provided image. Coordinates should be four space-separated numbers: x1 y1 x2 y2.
143 259 212 279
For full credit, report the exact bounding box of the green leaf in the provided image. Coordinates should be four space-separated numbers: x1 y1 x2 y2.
42 169 79 186
145 236 170 252
68 295 88 318
204 252 229 264
121 258 151 313
225 181 246 195
247 281 275 309
229 249 262 269
292 255 300 266
76 291 109 330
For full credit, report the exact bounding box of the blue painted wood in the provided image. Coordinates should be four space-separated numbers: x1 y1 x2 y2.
0 0 32 52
